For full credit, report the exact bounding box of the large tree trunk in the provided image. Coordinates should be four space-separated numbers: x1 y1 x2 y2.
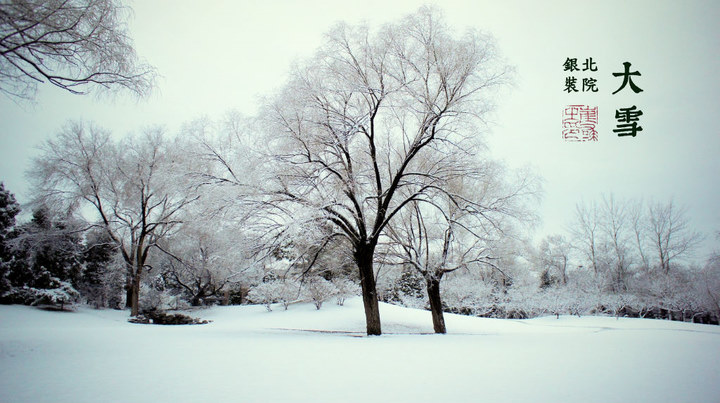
130 272 141 317
130 261 144 317
125 274 133 309
355 246 381 336
426 276 446 334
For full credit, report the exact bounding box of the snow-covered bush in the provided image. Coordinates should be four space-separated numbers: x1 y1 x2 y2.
246 282 276 311
441 275 495 316
379 269 427 309
2 206 84 308
332 278 360 306
695 263 720 322
4 278 79 310
376 268 401 302
538 287 573 318
247 278 301 311
139 283 188 312
304 277 335 310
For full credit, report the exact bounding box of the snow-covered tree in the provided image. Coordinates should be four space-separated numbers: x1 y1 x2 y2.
332 277 360 306
565 196 709 321
204 7 512 335
599 195 634 292
571 200 604 276
0 182 19 241
537 235 572 286
0 182 20 298
304 277 335 310
247 278 302 311
441 273 496 316
0 0 155 100
29 121 199 316
647 199 703 274
154 217 254 307
80 228 124 308
385 163 539 333
3 206 83 309
698 252 720 322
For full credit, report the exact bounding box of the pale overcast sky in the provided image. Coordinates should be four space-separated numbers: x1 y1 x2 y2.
0 0 718 258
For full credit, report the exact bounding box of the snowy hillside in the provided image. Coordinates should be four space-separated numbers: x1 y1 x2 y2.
1 299 719 403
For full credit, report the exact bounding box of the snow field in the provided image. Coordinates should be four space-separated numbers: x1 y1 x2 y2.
1 298 719 403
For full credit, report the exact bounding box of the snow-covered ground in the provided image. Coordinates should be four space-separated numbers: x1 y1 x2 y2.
1 298 719 403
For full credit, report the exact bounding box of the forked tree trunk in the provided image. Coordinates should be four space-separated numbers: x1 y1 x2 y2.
426 277 446 334
355 246 381 336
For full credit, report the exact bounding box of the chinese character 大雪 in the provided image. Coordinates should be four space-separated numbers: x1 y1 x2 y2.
612 62 643 94
613 105 643 137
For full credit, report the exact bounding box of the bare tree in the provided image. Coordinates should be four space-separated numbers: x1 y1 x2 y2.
29 121 197 316
629 199 651 272
648 199 703 274
701 236 720 321
388 202 474 333
154 216 252 307
571 200 602 276
538 234 571 286
600 194 632 292
387 165 539 333
0 0 155 100
221 8 512 335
